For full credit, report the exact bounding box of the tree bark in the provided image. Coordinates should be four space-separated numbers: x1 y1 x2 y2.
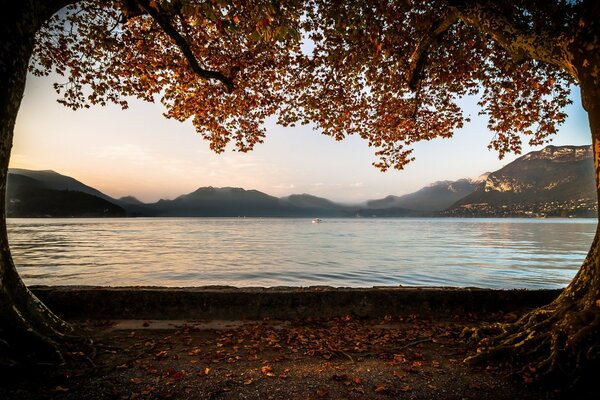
464 21 600 389
0 0 82 366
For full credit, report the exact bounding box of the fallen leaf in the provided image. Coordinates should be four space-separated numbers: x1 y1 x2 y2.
373 384 390 394
399 384 413 392
243 379 254 385
188 347 202 356
172 371 184 381
140 386 155 395
392 370 405 379
261 365 275 376
155 350 168 359
130 377 143 384
316 387 329 398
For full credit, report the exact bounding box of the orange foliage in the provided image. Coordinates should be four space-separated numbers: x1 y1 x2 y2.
31 0 576 170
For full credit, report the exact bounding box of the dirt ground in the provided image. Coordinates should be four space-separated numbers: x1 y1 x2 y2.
0 311 593 399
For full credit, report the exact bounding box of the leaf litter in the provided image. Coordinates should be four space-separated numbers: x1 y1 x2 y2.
0 312 562 399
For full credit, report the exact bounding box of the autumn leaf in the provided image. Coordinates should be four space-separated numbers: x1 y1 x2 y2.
155 350 168 359
373 384 391 394
140 386 155 395
130 377 143 384
399 384 413 392
172 371 184 381
392 370 405 379
188 347 202 356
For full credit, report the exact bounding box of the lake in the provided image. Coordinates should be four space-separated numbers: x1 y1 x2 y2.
7 218 597 289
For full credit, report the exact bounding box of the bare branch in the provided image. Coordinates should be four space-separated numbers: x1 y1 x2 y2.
134 0 235 92
407 9 459 90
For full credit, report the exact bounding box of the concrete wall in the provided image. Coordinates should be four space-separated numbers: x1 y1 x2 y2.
31 286 562 320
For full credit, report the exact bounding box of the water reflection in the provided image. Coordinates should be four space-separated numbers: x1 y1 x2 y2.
7 217 597 289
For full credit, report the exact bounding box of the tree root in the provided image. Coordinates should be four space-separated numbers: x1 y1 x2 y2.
0 301 95 370
461 300 600 392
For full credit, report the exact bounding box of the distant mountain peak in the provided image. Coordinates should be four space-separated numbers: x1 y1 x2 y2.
474 172 490 183
521 144 591 162
118 196 144 205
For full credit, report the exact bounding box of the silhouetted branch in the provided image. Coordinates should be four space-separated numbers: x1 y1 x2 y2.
135 0 235 92
407 9 459 91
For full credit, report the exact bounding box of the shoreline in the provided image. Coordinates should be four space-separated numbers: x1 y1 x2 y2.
31 285 561 320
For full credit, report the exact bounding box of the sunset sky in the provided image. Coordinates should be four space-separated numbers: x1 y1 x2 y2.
11 73 591 203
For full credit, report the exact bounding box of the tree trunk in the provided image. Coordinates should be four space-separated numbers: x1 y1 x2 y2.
0 0 82 367
465 40 600 392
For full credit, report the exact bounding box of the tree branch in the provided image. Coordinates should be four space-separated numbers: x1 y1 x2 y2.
134 0 234 92
407 9 459 91
447 0 575 78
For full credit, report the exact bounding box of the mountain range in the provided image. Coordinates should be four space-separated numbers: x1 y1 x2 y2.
6 145 597 218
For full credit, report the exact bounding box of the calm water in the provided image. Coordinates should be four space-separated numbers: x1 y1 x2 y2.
6 218 597 289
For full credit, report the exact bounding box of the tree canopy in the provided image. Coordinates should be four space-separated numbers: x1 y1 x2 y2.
33 0 577 170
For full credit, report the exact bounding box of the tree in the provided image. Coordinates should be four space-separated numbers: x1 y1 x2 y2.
0 0 598 387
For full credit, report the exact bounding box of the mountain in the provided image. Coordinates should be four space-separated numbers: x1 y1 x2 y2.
144 187 302 217
444 145 596 217
280 194 351 217
7 144 596 218
118 196 144 205
6 172 126 217
8 168 114 202
366 178 481 212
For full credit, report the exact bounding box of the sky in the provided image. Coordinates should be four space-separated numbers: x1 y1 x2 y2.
11 73 592 204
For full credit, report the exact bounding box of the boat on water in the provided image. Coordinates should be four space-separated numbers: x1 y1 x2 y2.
312 218 323 224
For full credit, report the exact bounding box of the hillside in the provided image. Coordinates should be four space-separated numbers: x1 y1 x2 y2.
6 173 126 218
145 187 301 217
366 179 481 212
444 145 596 217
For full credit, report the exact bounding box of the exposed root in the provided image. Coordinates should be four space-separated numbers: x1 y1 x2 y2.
462 299 600 392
